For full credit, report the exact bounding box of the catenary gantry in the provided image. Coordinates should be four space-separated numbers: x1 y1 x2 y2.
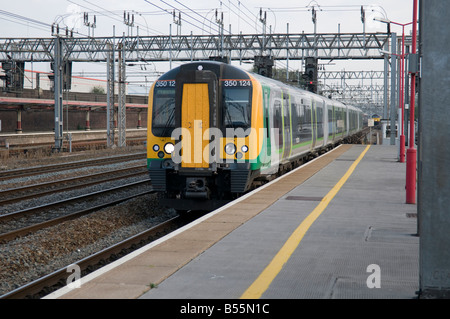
0 32 390 62
0 32 395 150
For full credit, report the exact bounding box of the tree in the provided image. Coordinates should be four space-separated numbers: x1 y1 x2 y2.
90 86 105 94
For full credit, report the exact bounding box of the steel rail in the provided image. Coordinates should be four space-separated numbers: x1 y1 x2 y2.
0 152 146 181
0 189 154 243
0 179 151 224
0 165 147 205
0 215 182 299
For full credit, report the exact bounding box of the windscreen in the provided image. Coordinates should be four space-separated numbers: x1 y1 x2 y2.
152 84 176 137
221 81 252 133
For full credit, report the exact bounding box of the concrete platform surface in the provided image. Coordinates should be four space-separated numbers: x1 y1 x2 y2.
140 145 418 299
46 144 419 301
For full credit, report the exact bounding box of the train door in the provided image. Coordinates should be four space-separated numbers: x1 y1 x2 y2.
282 90 292 160
175 69 218 168
336 106 344 138
181 83 210 168
311 98 317 149
303 98 313 150
327 102 334 143
316 99 324 147
261 86 277 173
269 89 283 162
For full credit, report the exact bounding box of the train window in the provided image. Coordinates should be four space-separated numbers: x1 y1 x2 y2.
302 103 312 142
273 99 282 149
316 104 324 139
291 101 302 144
152 87 176 137
222 87 252 133
283 93 290 128
328 107 333 135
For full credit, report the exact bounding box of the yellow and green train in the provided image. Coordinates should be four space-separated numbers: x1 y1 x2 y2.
147 61 364 211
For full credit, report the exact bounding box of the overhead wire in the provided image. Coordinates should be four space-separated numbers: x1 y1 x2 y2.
237 0 259 22
143 0 220 35
0 9 53 34
80 0 163 35
221 0 258 33
170 0 225 35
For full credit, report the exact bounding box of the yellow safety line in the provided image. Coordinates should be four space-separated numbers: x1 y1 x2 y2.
240 145 371 299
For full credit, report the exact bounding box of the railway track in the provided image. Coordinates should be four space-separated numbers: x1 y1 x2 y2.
0 179 153 242
5 137 147 157
0 165 147 206
0 149 183 299
0 139 369 299
0 214 189 299
0 152 146 181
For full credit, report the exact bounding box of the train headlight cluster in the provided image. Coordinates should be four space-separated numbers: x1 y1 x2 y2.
241 145 249 153
164 143 175 154
225 143 237 155
153 143 174 157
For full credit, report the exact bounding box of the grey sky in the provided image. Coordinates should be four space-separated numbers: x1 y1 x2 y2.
0 0 415 94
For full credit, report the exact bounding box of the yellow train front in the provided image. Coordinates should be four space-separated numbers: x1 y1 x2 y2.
147 61 364 212
147 61 265 212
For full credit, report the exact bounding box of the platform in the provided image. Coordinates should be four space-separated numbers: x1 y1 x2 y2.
46 144 419 300
0 129 146 146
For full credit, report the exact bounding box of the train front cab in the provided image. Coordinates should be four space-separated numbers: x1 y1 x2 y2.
147 62 265 211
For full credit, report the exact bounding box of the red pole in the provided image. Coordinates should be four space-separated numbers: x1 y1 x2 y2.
85 107 91 131
406 0 418 204
16 108 23 133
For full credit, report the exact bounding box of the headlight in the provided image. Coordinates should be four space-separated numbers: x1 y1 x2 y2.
164 142 175 154
225 143 236 155
241 145 249 153
152 144 160 152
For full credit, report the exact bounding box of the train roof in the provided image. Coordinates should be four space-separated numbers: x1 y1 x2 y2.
156 61 250 81
249 69 362 111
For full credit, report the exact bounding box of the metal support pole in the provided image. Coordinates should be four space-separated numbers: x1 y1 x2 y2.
406 0 418 204
190 31 193 62
399 27 406 163
361 5 366 55
286 23 289 82
118 36 126 147
383 41 389 122
169 24 172 69
404 46 410 144
54 36 64 151
106 41 115 148
313 9 317 60
389 33 397 145
419 0 450 298
382 51 388 141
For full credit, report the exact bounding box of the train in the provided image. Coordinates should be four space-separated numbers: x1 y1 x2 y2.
371 114 381 126
147 61 365 212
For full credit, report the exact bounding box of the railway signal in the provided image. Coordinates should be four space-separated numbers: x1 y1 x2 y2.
304 57 318 93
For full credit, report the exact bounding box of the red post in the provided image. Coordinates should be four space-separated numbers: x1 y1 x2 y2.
387 20 413 163
85 107 91 131
406 0 418 204
137 111 142 129
16 108 23 134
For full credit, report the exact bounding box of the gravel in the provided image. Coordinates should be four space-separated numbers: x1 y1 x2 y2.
0 146 179 297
